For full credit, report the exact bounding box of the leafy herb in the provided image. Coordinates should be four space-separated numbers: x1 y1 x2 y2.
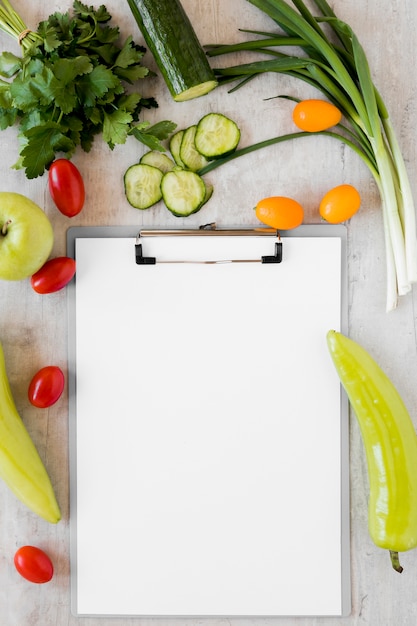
0 0 176 178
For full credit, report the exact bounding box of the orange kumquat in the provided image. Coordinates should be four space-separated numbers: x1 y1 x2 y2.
293 99 342 132
255 196 304 230
319 184 361 223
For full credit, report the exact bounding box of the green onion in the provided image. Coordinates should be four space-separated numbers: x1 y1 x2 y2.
205 0 416 311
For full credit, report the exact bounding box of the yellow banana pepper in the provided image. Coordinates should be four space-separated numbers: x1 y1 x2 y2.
0 340 61 523
327 330 417 573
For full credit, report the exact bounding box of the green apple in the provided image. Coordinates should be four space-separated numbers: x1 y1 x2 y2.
0 192 54 281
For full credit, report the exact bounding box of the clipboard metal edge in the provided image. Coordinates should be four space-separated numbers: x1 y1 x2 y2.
135 227 283 265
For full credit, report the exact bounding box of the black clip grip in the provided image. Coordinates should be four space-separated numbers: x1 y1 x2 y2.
261 241 283 264
135 242 156 265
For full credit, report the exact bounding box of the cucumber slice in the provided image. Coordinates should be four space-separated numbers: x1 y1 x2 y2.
140 150 175 173
180 125 209 171
169 130 186 167
201 182 214 207
195 113 241 158
161 169 206 216
124 163 163 209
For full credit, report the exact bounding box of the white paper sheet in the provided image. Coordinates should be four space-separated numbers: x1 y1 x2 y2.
68 228 349 617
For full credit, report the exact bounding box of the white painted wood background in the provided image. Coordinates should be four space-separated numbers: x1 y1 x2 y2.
0 0 416 624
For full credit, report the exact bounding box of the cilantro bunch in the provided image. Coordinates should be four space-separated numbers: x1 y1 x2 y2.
0 0 176 178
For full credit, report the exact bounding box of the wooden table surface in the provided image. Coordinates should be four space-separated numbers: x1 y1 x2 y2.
1 0 417 624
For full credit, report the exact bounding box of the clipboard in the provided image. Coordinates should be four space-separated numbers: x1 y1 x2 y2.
67 224 350 618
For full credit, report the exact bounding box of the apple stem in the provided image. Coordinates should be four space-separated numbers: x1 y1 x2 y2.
1 220 11 236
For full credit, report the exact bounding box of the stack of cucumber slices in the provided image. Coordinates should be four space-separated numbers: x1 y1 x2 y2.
124 113 240 217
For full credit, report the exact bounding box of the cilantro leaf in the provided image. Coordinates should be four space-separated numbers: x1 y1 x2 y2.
40 12 74 47
0 81 12 107
0 52 22 78
9 74 41 112
114 65 149 84
144 120 178 140
83 106 102 125
20 122 75 178
54 83 78 115
25 66 59 107
130 120 177 152
52 57 93 113
52 56 92 82
116 93 142 113
113 36 144 69
0 106 17 130
77 64 121 107
36 22 62 53
73 1 111 23
87 43 118 65
93 24 120 44
102 109 133 147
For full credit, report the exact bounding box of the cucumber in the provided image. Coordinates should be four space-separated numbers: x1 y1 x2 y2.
161 169 206 216
140 150 175 173
126 0 218 102
169 130 186 167
201 183 214 207
195 113 241 158
180 125 210 171
124 163 163 209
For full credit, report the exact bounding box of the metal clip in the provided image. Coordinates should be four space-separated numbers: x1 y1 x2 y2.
261 235 283 263
135 229 283 265
135 235 156 265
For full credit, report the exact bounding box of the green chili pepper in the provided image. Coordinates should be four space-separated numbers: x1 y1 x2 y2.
326 330 417 573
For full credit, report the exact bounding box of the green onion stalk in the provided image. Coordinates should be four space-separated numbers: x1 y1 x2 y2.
204 0 417 311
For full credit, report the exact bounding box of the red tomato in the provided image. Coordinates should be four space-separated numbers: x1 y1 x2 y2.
48 159 85 217
14 546 54 584
28 365 65 408
31 257 76 294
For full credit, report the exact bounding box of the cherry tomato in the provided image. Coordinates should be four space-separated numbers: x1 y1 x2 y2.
31 257 76 294
319 184 361 223
255 196 304 230
292 99 342 132
28 365 65 408
48 159 85 217
14 546 54 584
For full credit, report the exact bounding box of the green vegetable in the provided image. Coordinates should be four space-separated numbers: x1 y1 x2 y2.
205 0 417 311
0 0 176 178
195 112 241 159
169 129 186 167
126 0 218 101
0 339 61 523
327 330 417 573
161 169 207 216
124 163 163 209
124 112 240 215
180 125 210 171
140 150 175 173
124 157 209 216
201 182 214 208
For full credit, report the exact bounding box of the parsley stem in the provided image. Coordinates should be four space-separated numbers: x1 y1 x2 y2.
0 0 42 53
